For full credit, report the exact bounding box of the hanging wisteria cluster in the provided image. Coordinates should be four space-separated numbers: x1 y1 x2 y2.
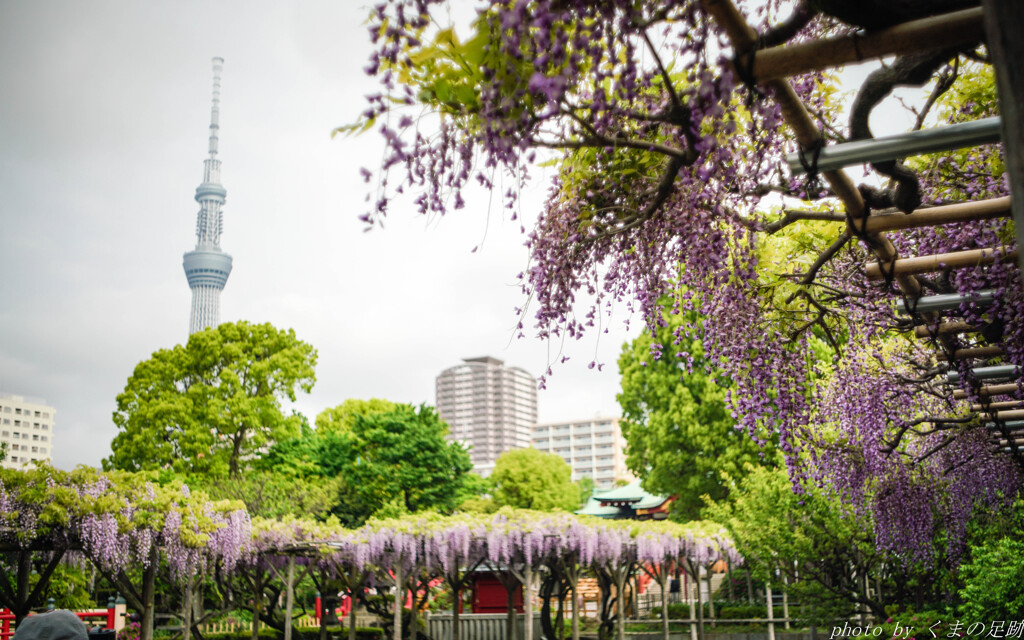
248 510 737 578
2 467 739 640
0 467 251 584
356 0 1022 564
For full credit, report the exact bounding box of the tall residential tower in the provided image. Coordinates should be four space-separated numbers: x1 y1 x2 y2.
436 356 538 476
183 57 232 335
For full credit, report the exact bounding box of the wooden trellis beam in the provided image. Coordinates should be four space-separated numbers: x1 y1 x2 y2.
867 246 1017 279
701 0 921 301
954 345 1005 360
704 0 1017 435
914 321 981 339
862 197 1011 234
953 383 1022 399
972 400 1024 411
748 8 984 82
978 409 1024 421
982 0 1024 282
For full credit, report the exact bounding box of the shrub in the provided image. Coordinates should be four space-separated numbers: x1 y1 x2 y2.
201 627 383 640
717 604 765 620
958 534 1024 620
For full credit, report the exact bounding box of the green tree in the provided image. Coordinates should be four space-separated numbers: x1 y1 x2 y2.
957 499 1024 620
345 404 472 515
315 398 398 434
261 402 473 526
618 310 776 520
576 476 596 508
192 470 340 520
704 465 944 621
490 448 579 511
106 321 317 477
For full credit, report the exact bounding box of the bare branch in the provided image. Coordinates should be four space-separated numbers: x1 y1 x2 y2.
641 29 682 110
532 135 692 161
762 209 847 234
802 232 851 285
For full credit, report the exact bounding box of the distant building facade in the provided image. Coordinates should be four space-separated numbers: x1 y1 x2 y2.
0 393 55 469
436 356 537 476
532 417 633 489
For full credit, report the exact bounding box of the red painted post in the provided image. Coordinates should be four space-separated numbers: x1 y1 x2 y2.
1 608 13 640
107 598 117 630
315 593 322 626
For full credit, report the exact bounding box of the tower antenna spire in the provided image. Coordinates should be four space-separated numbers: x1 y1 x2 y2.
183 57 233 335
208 57 222 158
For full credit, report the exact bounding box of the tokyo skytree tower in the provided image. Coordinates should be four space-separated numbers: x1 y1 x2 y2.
183 58 233 335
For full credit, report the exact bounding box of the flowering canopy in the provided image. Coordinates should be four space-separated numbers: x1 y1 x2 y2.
0 467 251 584
353 0 1022 564
250 510 738 577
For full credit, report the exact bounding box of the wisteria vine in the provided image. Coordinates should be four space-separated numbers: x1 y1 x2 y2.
355 0 1022 565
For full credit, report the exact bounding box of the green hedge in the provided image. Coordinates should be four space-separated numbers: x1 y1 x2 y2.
649 602 768 620
201 627 384 640
717 604 767 619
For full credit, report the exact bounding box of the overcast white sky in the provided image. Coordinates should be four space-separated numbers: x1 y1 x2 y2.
0 1 640 470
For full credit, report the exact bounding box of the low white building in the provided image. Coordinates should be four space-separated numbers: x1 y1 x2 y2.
0 393 55 469
532 417 633 489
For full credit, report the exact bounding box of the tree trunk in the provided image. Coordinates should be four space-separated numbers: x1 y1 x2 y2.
348 567 360 640
13 552 31 625
660 567 670 640
705 567 714 628
320 594 329 640
284 557 296 640
782 573 790 630
411 571 420 640
140 550 159 640
570 577 580 640
615 571 626 640
523 569 534 640
393 564 403 640
349 599 358 640
183 581 193 640
252 571 263 640
725 559 734 603
229 431 246 477
506 579 517 640
451 580 461 640
695 568 704 640
3 550 64 624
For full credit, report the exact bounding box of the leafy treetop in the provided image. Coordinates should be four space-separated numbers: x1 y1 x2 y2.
106 321 317 477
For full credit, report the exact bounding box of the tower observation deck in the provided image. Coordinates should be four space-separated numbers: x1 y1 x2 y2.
183 57 233 335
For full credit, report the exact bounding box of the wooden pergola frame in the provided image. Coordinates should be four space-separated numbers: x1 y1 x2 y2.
700 0 1024 458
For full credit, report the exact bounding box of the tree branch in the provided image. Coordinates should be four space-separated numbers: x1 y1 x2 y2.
762 209 847 234
801 232 851 285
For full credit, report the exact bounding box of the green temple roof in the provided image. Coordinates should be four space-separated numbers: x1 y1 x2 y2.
577 480 672 519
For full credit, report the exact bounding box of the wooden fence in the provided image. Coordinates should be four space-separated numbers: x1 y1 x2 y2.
424 612 543 640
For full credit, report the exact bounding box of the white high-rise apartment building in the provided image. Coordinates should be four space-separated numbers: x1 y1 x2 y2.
532 417 633 489
436 356 538 476
0 393 55 469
